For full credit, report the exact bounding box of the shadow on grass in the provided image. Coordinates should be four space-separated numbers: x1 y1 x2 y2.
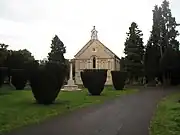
0 92 11 96
53 100 71 105
25 100 71 107
86 93 107 97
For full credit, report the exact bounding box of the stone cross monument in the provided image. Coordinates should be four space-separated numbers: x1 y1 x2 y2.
61 59 81 91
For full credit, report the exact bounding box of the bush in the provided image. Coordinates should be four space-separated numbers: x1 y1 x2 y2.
0 67 8 87
81 69 107 95
24 60 39 81
80 71 88 88
111 71 127 90
29 62 65 105
45 62 66 90
11 69 27 90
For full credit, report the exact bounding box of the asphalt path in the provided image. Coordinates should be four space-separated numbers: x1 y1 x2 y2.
6 87 177 135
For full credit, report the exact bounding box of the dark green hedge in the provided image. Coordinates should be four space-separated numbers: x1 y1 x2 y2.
11 69 27 90
111 71 127 90
80 71 88 88
81 69 107 95
29 62 66 105
0 67 8 87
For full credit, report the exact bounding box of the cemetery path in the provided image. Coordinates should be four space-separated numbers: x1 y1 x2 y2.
6 87 177 135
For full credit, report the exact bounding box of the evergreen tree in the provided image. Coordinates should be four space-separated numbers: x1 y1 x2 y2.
145 0 180 85
120 57 125 71
160 0 179 52
144 5 162 83
5 49 35 69
124 22 144 82
159 0 179 84
144 37 161 84
48 35 68 80
48 35 66 65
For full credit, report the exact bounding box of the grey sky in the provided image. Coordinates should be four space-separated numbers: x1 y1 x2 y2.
0 0 179 60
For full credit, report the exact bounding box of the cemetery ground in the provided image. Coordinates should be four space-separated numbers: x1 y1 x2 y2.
150 91 180 135
0 85 137 134
1 86 178 135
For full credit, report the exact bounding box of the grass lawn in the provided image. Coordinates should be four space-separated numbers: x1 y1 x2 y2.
150 92 180 135
0 86 138 134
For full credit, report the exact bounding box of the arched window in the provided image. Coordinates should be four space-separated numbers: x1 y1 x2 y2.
93 57 96 68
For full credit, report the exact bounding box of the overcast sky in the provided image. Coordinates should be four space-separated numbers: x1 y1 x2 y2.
0 0 179 60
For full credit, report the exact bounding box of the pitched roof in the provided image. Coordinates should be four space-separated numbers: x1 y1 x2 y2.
74 39 94 58
97 40 120 60
74 39 120 60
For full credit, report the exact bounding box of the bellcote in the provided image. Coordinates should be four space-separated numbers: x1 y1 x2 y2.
91 26 98 40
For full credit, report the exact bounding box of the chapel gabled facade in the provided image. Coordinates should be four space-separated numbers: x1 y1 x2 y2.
74 26 121 85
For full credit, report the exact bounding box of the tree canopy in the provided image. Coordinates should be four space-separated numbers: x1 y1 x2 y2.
48 35 66 65
124 22 144 82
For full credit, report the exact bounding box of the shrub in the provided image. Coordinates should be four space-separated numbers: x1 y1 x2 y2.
111 71 127 90
0 67 8 87
45 62 66 90
80 71 88 88
24 60 39 81
29 62 65 105
81 69 107 95
11 69 27 90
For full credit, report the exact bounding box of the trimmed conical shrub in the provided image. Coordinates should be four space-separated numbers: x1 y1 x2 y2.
29 62 66 105
111 71 127 90
80 71 88 88
81 69 107 95
11 69 27 90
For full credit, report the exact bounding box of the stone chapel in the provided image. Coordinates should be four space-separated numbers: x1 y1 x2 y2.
74 26 121 85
